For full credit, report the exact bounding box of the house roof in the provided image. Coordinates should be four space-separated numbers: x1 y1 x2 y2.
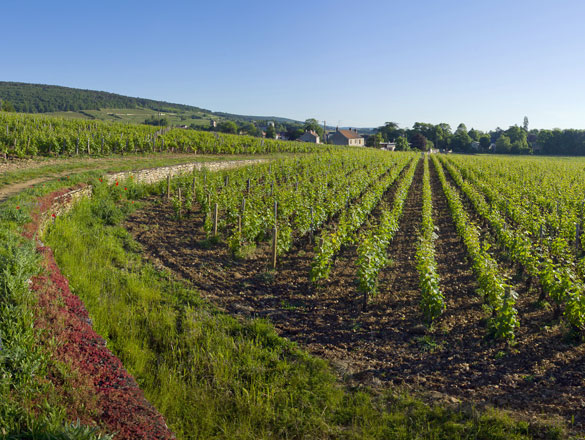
337 129 362 139
300 130 319 138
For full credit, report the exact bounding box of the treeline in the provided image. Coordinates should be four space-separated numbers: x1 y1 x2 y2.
370 119 585 155
211 118 323 141
0 82 208 114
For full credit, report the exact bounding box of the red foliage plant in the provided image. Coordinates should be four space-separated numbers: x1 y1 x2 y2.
25 187 175 439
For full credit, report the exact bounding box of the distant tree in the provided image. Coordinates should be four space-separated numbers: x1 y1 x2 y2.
467 128 481 141
395 136 410 151
523 116 529 131
412 122 436 140
479 134 491 151
144 116 168 126
286 126 304 141
0 100 15 112
435 123 452 149
241 122 257 136
218 120 238 134
379 121 404 142
266 124 276 139
304 118 324 137
365 132 383 148
450 123 472 152
410 132 428 150
496 135 512 153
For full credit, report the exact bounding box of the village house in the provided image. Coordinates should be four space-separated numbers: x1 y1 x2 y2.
297 130 320 143
328 127 365 146
379 141 396 151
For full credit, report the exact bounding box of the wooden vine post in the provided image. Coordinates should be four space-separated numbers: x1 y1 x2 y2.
238 197 246 242
310 206 314 243
213 203 219 236
166 175 171 201
192 177 196 202
272 200 278 269
178 187 182 219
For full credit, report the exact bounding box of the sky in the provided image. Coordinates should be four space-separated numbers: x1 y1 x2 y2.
3 0 585 131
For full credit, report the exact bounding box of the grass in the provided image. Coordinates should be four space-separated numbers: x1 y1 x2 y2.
41 179 570 439
0 179 114 438
0 152 286 191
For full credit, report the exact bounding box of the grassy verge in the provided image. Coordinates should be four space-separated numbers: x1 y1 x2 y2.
0 179 114 437
42 179 568 439
0 152 287 190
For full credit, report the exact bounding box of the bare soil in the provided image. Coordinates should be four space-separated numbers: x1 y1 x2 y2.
124 158 585 432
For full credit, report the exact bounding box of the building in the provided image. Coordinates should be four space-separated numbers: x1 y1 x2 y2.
297 130 320 143
328 128 364 146
379 142 396 151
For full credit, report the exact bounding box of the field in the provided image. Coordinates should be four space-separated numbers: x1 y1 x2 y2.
45 107 215 127
115 152 585 428
1 143 584 438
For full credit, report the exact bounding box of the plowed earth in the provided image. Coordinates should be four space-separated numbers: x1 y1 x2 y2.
125 158 585 431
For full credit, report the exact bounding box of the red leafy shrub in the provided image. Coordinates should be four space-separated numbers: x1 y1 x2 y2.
25 188 175 439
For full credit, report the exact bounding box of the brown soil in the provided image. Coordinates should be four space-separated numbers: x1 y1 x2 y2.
124 157 585 432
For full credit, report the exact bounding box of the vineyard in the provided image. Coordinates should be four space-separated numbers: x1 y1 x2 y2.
2 142 585 438
0 112 322 157
116 151 585 432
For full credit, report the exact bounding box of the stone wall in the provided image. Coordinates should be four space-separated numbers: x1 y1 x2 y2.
38 159 267 236
106 159 267 185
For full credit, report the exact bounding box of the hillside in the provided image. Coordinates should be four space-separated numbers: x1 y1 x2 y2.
0 82 308 126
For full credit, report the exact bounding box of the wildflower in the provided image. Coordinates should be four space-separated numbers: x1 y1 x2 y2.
16 206 20 210
124 187 127 191
51 213 56 218
116 182 119 186
99 178 103 182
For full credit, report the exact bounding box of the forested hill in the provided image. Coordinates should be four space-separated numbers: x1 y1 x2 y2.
0 82 209 114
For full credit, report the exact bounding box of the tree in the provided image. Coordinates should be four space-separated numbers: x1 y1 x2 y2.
523 116 529 131
304 118 324 138
395 136 410 151
366 132 383 148
451 123 472 152
241 122 257 136
468 128 481 141
410 132 428 151
286 126 304 141
479 134 491 151
379 122 404 142
266 124 276 139
412 122 436 140
217 120 238 134
0 100 15 112
435 123 452 149
496 135 512 153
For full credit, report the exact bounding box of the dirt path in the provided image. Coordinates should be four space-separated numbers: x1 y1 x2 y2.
0 173 75 204
0 156 267 204
123 158 585 430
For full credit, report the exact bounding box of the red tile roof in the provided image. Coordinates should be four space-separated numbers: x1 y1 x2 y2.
338 129 362 139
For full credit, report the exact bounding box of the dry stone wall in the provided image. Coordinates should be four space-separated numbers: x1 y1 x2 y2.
106 159 267 185
38 159 267 236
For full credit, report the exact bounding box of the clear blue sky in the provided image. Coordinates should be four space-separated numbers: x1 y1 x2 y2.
4 0 585 131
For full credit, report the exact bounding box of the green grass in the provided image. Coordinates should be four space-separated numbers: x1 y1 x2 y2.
0 180 115 438
0 152 284 191
42 180 569 439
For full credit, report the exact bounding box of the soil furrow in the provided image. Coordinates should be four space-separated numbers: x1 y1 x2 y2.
123 156 585 430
